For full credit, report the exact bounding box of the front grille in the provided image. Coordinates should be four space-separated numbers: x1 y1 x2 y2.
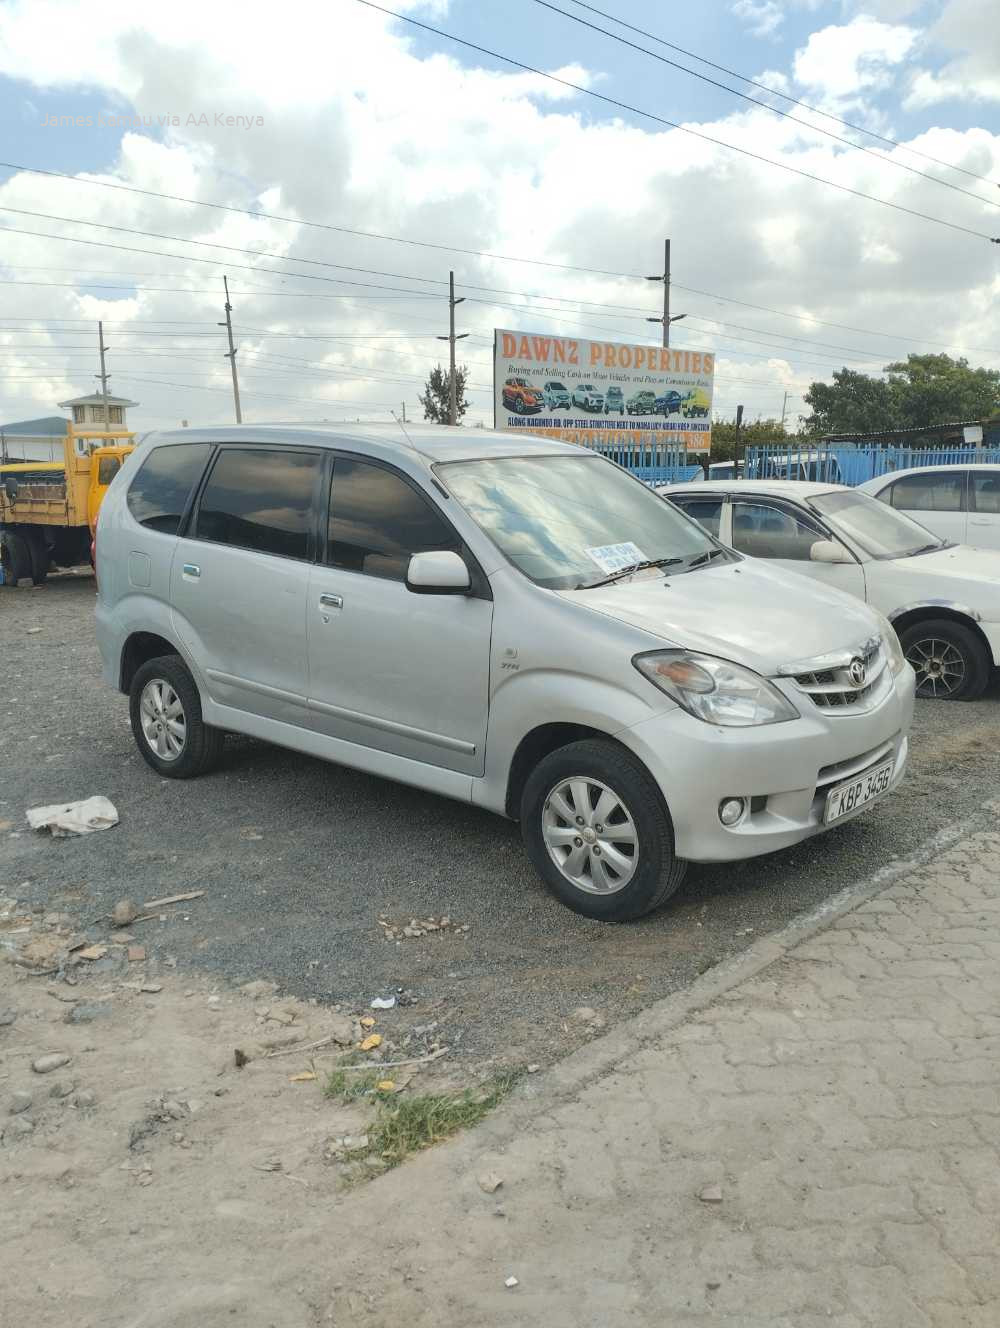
783 637 887 712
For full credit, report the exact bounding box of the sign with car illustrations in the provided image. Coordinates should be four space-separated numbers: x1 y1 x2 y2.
493 328 713 454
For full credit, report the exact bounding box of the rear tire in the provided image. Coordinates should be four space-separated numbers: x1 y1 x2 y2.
520 739 687 922
22 528 49 586
129 654 224 778
899 617 990 701
0 530 31 586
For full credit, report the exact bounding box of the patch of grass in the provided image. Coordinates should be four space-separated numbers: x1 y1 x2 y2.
324 1067 382 1102
368 1072 521 1168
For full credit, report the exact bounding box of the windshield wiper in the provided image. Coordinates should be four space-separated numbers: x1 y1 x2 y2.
684 548 728 570
576 556 684 590
905 541 947 557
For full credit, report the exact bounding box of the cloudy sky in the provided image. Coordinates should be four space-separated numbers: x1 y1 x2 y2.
0 0 997 432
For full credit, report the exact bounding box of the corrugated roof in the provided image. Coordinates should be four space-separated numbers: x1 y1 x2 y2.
0 415 69 435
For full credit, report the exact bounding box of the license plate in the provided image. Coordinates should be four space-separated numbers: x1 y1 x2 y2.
824 758 894 825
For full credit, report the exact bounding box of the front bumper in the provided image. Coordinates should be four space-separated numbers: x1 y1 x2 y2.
619 665 915 863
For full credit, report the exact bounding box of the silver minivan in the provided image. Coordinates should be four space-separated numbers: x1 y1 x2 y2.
95 425 914 922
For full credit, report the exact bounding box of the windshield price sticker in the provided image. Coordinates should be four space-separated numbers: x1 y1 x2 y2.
585 542 648 575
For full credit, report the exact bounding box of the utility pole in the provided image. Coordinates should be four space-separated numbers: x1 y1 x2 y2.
437 271 468 425
218 275 242 423
780 391 790 428
401 401 407 424
96 320 111 430
646 238 686 348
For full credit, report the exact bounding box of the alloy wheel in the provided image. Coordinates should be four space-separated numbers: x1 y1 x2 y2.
541 776 639 895
906 637 967 697
139 679 187 760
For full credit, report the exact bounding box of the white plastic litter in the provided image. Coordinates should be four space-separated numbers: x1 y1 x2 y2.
26 796 119 837
370 996 397 1010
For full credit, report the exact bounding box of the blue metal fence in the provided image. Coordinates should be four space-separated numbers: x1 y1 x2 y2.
588 439 702 486
743 444 1000 487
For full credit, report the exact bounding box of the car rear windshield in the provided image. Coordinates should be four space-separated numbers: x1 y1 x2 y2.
439 454 715 589
810 490 945 560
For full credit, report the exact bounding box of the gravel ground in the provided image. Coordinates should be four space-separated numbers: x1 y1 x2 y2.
4 572 1000 1067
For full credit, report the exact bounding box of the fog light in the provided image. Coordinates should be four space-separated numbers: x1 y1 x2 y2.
719 797 747 827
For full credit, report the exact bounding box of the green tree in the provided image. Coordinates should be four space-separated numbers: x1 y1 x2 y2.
804 354 1000 435
419 363 469 424
710 418 796 462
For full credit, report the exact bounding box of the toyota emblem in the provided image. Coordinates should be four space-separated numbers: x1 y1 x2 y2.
848 657 867 687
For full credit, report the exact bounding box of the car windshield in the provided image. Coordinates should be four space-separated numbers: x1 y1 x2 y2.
439 455 719 589
549 382 566 391
809 490 947 560
580 384 595 391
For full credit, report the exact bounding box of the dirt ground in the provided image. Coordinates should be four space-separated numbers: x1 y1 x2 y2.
1 896 517 1327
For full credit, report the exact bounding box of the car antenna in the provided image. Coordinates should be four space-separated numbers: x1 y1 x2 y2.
391 410 417 450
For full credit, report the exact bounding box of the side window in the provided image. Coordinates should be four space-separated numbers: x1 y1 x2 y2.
194 448 320 561
731 501 822 560
671 496 723 538
327 457 459 581
889 472 963 513
971 474 1000 515
97 455 121 486
127 443 213 535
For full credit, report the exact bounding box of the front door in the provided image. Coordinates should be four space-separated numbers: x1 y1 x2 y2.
728 497 867 601
307 456 492 776
170 445 322 726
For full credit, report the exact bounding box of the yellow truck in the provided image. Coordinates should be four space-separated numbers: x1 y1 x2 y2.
0 423 135 586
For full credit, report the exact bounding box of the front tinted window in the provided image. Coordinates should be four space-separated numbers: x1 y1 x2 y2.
127 443 213 535
889 471 963 512
440 455 715 589
195 448 319 560
731 501 822 560
327 458 459 581
672 495 723 538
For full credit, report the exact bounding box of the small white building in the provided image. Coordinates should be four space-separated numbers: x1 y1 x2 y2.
1 392 140 463
57 392 138 428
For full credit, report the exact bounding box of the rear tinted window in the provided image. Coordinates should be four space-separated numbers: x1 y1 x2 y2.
889 471 963 512
195 447 320 560
127 443 213 534
97 455 121 486
971 473 1000 514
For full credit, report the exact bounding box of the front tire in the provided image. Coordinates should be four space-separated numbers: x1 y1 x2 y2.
520 740 687 921
22 528 49 585
899 618 990 701
129 654 224 778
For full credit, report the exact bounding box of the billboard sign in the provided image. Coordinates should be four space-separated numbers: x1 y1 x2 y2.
493 329 713 453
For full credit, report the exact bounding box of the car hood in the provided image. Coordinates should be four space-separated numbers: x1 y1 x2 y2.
557 558 880 675
885 543 1000 601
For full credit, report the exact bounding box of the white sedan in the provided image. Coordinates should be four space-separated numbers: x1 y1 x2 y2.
661 479 1000 700
857 464 1000 551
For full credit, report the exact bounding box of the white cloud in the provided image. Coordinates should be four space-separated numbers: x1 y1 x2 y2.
731 1 785 38
0 0 997 434
903 0 1000 106
792 16 918 104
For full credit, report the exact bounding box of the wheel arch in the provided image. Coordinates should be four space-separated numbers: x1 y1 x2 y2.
890 604 995 665
504 722 661 820
119 630 187 694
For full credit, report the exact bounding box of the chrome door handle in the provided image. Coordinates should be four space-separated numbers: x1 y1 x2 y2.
319 593 343 610
182 563 201 579
970 519 991 525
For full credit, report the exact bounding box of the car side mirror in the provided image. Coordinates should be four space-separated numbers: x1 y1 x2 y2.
406 549 471 594
810 539 852 565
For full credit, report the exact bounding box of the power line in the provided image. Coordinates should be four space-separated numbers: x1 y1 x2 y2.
561 0 1000 190
533 0 1000 212
354 0 1000 244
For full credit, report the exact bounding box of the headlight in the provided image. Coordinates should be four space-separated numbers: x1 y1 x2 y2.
874 613 907 676
633 650 800 727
